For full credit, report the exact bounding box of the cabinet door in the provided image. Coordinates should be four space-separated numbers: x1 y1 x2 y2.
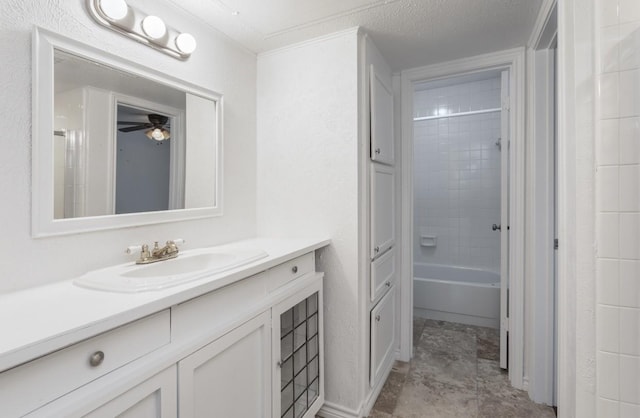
370 286 395 387
371 163 395 259
178 311 271 418
370 65 394 165
83 366 177 418
370 247 395 303
273 279 324 418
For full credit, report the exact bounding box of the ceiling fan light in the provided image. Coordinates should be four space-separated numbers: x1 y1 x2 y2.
146 128 166 141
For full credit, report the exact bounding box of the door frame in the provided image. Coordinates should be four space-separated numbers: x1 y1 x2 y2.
398 47 527 388
525 0 558 405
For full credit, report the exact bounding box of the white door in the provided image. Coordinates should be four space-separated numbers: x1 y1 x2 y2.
370 65 394 165
499 70 510 370
178 311 271 418
371 163 395 259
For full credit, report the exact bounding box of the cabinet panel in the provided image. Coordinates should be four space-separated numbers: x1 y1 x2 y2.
0 310 170 417
273 278 324 418
83 366 177 418
370 65 394 165
371 248 395 303
370 163 395 259
370 286 395 387
178 311 271 418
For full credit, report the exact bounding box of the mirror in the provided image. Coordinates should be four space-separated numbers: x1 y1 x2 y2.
33 28 223 237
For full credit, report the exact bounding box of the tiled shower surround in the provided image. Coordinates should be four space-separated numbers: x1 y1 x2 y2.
596 0 640 416
413 77 502 272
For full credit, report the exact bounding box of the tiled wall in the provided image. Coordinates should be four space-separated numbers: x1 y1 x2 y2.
596 0 640 416
413 77 502 273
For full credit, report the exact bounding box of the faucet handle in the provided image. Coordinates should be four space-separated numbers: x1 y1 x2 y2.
171 238 185 246
126 244 151 262
126 244 143 255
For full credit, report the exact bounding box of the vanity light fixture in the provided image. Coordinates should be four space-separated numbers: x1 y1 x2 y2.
141 16 167 40
175 33 197 55
87 0 197 59
98 0 128 21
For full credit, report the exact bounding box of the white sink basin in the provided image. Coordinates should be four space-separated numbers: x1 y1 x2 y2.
74 247 268 293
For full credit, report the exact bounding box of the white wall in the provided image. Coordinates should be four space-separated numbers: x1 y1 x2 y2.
413 78 502 272
595 0 640 415
0 0 257 292
256 30 362 412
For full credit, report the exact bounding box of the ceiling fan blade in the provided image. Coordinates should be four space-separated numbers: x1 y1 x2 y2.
117 121 147 125
118 124 151 132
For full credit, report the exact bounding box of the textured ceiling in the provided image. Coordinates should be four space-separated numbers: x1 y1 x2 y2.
167 0 543 71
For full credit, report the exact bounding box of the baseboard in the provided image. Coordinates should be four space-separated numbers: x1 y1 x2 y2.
317 401 361 418
361 353 396 417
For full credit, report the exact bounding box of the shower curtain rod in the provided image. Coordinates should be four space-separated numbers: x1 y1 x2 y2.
413 107 501 122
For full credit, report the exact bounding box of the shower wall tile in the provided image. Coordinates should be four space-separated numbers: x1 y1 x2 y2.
597 0 640 411
413 77 501 272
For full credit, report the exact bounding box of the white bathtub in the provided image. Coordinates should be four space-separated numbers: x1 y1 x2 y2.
413 263 500 329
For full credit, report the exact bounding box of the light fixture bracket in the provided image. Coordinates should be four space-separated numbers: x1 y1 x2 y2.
86 0 196 60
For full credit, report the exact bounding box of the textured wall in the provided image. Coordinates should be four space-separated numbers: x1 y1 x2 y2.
413 77 502 273
256 30 361 412
595 0 640 415
0 0 257 292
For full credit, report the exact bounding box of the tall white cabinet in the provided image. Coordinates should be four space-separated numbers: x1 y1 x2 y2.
256 29 397 416
366 42 397 396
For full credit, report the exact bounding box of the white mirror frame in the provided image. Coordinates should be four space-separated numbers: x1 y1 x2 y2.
32 27 223 237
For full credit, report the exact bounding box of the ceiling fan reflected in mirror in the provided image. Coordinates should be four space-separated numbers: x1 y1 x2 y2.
117 113 171 141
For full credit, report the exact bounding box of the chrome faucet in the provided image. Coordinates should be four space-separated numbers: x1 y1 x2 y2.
126 239 185 264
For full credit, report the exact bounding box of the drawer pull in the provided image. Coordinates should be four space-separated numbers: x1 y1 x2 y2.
89 351 105 367
375 148 381 155
291 266 298 274
375 315 381 322
374 246 380 253
385 281 391 287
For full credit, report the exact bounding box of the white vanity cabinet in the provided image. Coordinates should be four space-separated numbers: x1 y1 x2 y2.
5 244 326 418
178 311 272 418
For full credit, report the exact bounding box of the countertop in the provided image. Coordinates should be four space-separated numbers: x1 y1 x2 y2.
0 237 330 372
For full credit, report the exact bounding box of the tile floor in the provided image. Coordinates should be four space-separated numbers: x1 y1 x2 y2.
367 318 557 418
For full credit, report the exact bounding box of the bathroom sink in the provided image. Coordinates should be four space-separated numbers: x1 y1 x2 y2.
74 247 268 293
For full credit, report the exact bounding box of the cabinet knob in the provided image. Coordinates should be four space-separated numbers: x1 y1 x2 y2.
374 246 380 253
385 281 391 287
375 148 381 155
375 315 381 322
291 266 298 274
276 360 282 368
89 351 105 367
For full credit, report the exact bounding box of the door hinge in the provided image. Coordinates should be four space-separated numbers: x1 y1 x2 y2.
554 238 559 250
502 97 510 111
503 317 510 331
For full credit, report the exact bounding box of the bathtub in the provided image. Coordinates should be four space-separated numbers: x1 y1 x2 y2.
413 263 500 329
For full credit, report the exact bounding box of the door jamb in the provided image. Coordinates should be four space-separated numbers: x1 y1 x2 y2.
398 47 527 389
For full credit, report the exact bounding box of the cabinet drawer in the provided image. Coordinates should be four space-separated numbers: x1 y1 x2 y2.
172 272 268 343
268 252 315 292
371 248 395 303
0 310 170 417
370 287 395 387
